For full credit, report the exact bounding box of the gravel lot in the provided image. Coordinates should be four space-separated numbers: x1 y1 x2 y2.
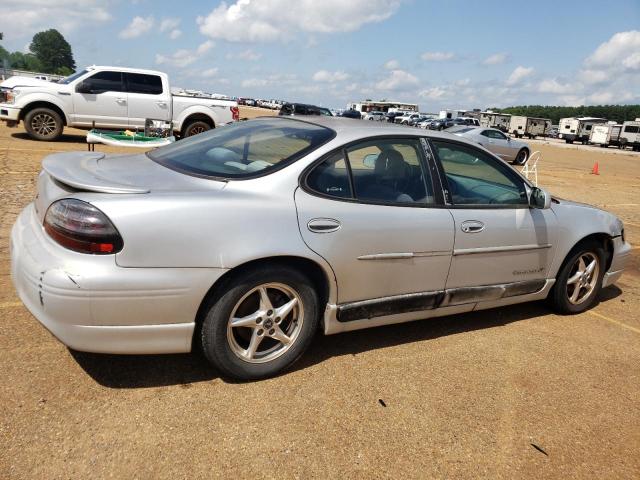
1 112 639 479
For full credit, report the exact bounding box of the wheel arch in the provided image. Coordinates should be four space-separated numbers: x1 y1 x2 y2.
557 232 614 276
192 255 332 350
178 112 215 135
19 101 68 126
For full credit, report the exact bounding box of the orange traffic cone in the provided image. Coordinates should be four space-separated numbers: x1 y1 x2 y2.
591 161 599 175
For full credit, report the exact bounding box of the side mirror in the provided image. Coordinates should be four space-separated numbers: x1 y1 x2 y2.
75 81 91 94
529 187 551 209
363 153 378 168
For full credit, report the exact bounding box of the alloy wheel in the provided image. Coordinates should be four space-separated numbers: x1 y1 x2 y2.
31 113 57 137
226 283 304 363
566 252 600 305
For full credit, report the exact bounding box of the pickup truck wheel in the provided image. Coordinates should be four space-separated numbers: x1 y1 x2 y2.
24 108 63 141
184 121 211 137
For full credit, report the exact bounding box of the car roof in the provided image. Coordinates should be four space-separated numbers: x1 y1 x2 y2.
260 115 481 145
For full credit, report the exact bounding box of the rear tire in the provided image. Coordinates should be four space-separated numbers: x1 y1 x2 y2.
24 107 63 141
200 266 319 380
547 240 606 314
183 120 211 137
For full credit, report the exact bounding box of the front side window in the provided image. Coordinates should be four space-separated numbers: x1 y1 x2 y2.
432 140 527 206
149 118 334 178
58 69 88 84
84 71 124 93
126 73 163 95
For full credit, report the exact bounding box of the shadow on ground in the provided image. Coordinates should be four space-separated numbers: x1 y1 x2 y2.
12 132 87 144
70 286 623 389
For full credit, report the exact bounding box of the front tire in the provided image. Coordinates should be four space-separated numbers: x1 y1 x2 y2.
24 107 63 141
513 148 529 165
200 267 319 380
547 241 606 314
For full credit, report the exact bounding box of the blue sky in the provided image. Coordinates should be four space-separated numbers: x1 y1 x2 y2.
1 0 639 110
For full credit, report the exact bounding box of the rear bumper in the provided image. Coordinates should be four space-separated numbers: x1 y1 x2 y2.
0 104 21 123
10 204 227 354
602 237 632 288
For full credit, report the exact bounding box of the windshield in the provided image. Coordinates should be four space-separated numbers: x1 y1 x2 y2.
148 118 335 179
57 69 89 84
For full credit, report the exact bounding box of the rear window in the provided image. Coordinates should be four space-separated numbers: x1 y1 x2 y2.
126 73 163 95
148 118 335 179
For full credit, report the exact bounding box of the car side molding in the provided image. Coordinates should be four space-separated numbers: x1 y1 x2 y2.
336 279 547 322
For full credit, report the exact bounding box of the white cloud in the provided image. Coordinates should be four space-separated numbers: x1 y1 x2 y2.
419 86 451 100
169 29 182 40
376 69 419 90
237 49 262 61
312 70 350 82
155 40 214 68
159 18 180 32
579 69 609 85
421 51 455 62
584 30 640 71
0 0 111 39
537 78 574 94
119 15 155 39
505 66 534 86
482 52 509 65
242 78 269 88
197 0 401 42
384 59 399 70
202 68 219 78
241 73 299 89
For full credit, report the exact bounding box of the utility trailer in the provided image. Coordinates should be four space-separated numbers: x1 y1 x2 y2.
558 117 607 144
480 112 511 132
508 116 550 139
589 124 623 148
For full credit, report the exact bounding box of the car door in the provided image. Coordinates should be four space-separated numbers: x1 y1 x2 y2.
72 70 128 128
478 129 513 160
125 73 171 127
430 139 557 293
295 137 454 313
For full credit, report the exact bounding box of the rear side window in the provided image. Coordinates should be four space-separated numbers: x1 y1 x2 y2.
624 125 639 133
306 151 352 198
148 118 334 179
126 73 163 95
84 71 124 93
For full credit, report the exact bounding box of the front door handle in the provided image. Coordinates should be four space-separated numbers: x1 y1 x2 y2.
461 220 485 233
116 98 127 104
307 218 341 233
156 101 167 107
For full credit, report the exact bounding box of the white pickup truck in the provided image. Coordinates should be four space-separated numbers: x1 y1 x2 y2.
0 65 239 141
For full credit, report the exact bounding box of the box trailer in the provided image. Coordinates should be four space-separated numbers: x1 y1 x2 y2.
558 117 607 144
619 121 640 151
509 116 549 138
589 124 623 148
480 112 511 132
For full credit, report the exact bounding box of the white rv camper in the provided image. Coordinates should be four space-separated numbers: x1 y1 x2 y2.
480 112 511 132
619 121 640 151
589 124 623 148
558 117 608 144
509 116 549 138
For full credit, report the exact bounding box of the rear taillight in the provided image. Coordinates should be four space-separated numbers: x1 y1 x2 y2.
231 105 239 121
44 199 123 254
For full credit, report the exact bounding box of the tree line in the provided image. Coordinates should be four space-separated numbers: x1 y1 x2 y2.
491 105 640 125
0 29 76 76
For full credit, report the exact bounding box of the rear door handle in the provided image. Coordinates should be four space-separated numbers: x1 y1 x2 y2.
307 218 341 233
461 220 485 233
116 98 126 104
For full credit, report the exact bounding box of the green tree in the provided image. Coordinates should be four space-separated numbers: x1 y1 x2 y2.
29 29 75 74
8 51 43 71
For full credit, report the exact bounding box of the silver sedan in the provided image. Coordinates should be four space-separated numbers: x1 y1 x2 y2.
452 126 531 165
11 117 631 380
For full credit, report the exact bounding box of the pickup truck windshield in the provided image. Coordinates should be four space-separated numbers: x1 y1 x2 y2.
148 118 335 179
57 69 88 84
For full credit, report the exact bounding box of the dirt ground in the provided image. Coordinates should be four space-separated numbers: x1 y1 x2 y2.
1 111 639 479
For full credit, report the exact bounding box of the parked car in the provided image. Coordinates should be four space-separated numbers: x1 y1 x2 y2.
452 127 531 165
457 117 480 127
279 103 332 116
385 111 404 123
395 113 421 125
10 117 630 380
0 66 239 140
362 111 386 121
340 109 362 119
408 115 431 127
